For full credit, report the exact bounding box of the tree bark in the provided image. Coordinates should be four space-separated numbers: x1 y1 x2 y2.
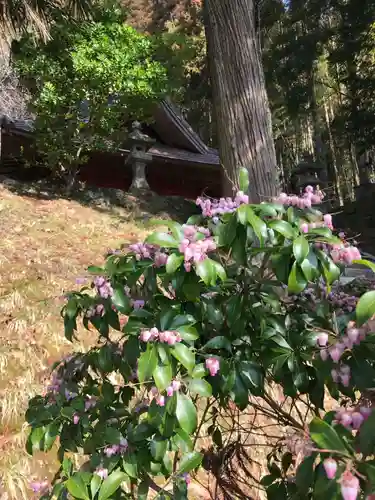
204 0 278 202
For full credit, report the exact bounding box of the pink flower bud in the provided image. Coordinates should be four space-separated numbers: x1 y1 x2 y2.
301 223 309 233
341 373 350 387
351 412 364 430
166 386 174 397
347 328 360 344
156 395 165 407
172 380 181 391
320 349 328 361
324 214 333 229
340 471 360 500
323 458 337 479
341 412 353 429
73 414 80 425
317 333 329 347
206 357 220 376
329 345 343 363
139 330 152 342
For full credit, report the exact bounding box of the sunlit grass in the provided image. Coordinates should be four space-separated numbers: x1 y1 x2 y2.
0 184 150 498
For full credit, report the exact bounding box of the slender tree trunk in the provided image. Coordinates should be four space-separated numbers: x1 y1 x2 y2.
204 0 278 202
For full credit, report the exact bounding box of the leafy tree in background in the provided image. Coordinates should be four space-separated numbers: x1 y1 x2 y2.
13 5 169 192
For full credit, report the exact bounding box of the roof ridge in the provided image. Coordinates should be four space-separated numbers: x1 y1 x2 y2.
160 100 210 155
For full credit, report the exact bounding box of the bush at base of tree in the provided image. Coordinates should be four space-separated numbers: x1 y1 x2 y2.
26 169 375 499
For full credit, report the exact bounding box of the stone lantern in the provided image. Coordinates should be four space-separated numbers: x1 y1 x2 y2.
127 121 155 192
291 152 325 194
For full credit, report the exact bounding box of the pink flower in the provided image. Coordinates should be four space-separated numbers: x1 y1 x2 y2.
182 473 191 485
340 471 360 500
320 349 328 361
341 412 353 429
154 251 168 268
347 327 360 344
139 329 152 342
132 300 145 310
341 373 350 387
317 333 329 347
73 414 80 425
166 386 174 397
351 412 364 430
30 480 49 494
95 467 108 479
172 380 181 391
301 223 309 233
323 213 333 229
329 345 344 363
323 458 337 479
206 357 220 376
156 395 165 407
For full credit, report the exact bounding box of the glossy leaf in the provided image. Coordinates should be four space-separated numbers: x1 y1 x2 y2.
98 470 127 500
309 417 347 454
66 474 90 500
166 254 184 274
239 167 249 192
138 344 158 383
178 451 203 474
171 343 195 372
188 378 212 397
111 286 130 313
203 336 232 352
146 232 178 248
356 290 375 326
288 262 307 293
293 235 309 264
269 219 295 239
176 393 197 434
195 259 215 285
153 363 172 392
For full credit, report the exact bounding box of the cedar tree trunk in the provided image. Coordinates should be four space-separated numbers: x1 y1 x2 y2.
204 0 278 202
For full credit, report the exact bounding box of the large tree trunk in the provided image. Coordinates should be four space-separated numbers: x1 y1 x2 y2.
204 0 278 202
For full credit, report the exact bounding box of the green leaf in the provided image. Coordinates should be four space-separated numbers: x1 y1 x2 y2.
91 474 102 499
353 259 375 274
87 266 105 274
66 474 90 500
30 426 45 451
288 262 307 293
138 344 158 383
98 470 127 500
356 409 375 456
65 298 78 319
195 259 215 285
239 167 249 192
111 286 130 313
178 451 203 474
246 206 268 243
356 290 375 326
239 361 264 392
293 235 309 264
191 363 206 378
176 393 197 434
295 455 315 495
309 417 348 454
269 219 295 239
153 363 172 392
150 438 168 462
122 454 138 478
211 260 227 281
188 378 212 397
171 343 195 372
176 325 199 342
173 429 193 452
203 336 232 352
146 232 178 249
218 215 237 246
44 422 59 451
231 373 249 410
166 254 184 274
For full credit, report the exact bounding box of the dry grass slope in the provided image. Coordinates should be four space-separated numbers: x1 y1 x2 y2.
0 183 150 499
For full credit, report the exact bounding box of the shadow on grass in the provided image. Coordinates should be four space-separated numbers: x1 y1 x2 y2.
0 174 199 225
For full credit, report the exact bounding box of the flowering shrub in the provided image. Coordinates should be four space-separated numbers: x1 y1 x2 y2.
26 169 375 499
